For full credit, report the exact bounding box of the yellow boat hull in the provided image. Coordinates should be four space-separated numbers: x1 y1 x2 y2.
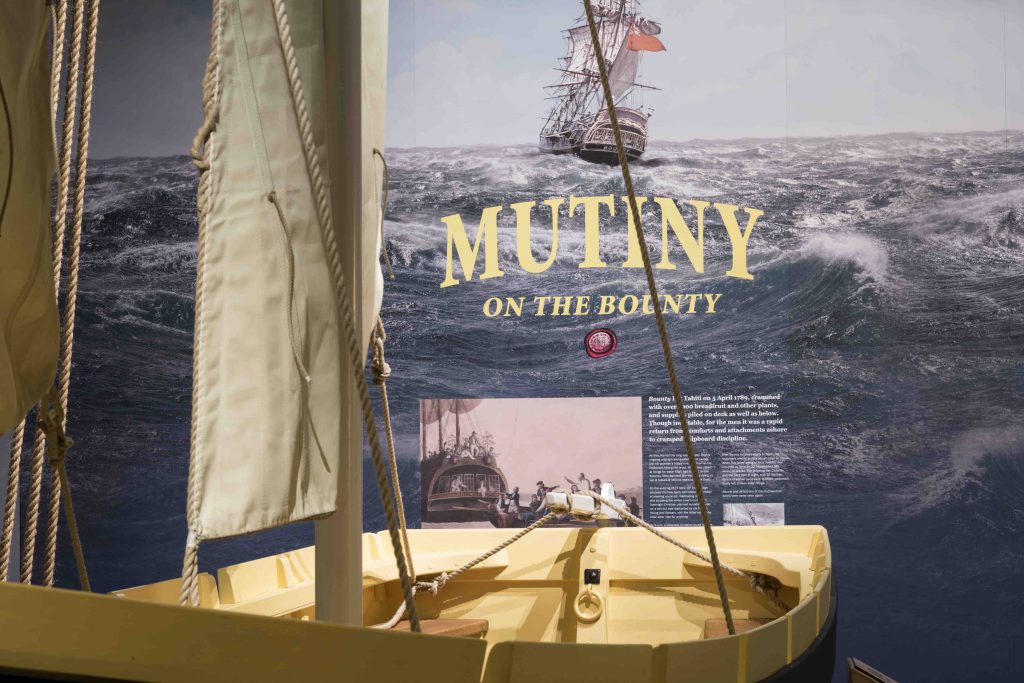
0 525 834 682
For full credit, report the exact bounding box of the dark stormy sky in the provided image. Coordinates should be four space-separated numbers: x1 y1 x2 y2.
90 0 1022 157
90 0 210 159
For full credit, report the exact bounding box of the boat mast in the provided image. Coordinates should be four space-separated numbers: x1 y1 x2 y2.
315 0 366 626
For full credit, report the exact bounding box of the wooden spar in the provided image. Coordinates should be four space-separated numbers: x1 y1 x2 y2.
315 0 364 626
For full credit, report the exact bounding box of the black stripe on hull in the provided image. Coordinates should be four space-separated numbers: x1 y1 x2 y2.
575 145 644 165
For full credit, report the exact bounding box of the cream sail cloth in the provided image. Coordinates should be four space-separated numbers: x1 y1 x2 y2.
191 0 385 540
0 3 59 435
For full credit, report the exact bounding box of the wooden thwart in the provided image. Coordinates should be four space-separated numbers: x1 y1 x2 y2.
393 619 489 639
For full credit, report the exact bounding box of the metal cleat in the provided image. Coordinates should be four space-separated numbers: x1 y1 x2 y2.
568 494 596 519
545 491 570 513
596 483 626 521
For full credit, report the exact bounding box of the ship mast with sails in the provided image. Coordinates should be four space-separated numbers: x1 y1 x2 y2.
539 0 665 163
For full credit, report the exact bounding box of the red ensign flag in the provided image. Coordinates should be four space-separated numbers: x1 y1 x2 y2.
626 31 666 52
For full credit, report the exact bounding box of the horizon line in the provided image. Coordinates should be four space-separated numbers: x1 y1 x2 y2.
91 127 1023 161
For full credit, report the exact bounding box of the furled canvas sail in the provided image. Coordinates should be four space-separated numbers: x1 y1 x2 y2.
0 3 59 435
361 0 387 344
188 0 386 541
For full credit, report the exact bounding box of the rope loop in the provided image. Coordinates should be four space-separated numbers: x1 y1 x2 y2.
38 389 72 467
371 359 391 384
370 320 391 384
429 572 449 595
372 148 395 280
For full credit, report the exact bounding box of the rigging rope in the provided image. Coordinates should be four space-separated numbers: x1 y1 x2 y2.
368 488 790 632
42 0 98 591
0 423 24 579
370 320 416 584
371 511 560 630
582 0 737 634
179 0 222 608
567 489 790 614
49 0 69 155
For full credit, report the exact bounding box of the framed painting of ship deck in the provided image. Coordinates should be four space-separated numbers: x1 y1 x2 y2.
418 397 644 527
373 0 1024 679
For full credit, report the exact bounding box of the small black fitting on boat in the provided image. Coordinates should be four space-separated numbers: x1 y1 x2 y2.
584 568 601 585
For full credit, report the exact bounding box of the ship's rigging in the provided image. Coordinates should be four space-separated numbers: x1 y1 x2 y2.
539 0 664 163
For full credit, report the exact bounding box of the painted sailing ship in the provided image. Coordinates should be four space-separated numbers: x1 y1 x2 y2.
420 399 510 524
0 1 846 681
539 0 665 163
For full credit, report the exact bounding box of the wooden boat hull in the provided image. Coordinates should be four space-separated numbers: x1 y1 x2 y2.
577 142 644 164
0 525 835 682
540 108 648 164
762 576 837 682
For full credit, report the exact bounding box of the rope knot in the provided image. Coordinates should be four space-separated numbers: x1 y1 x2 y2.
38 391 72 466
748 572 790 613
431 572 450 595
371 359 391 384
47 434 73 467
370 321 391 384
190 148 210 171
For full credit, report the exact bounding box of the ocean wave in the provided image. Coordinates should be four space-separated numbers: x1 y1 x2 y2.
798 233 889 283
80 289 194 335
900 188 1024 250
896 423 1024 517
86 241 198 274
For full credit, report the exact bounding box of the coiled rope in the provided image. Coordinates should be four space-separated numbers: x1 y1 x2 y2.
582 0 737 633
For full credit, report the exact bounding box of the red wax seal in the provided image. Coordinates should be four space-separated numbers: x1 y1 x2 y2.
584 328 617 358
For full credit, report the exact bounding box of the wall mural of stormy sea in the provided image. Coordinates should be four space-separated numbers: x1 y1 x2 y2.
43 130 1024 681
